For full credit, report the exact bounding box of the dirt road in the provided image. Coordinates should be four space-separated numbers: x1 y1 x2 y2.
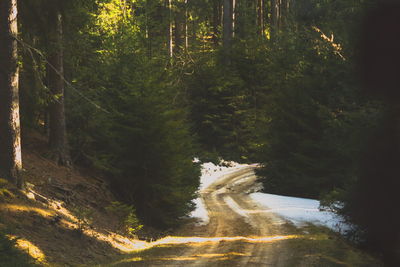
175 166 294 266
112 166 299 266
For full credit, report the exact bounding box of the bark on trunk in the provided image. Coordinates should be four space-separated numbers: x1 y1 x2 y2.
232 0 236 38
184 0 189 50
146 0 152 58
281 0 290 27
223 0 233 64
0 0 23 187
48 11 71 166
270 0 280 38
212 0 220 46
257 0 264 36
166 0 173 58
174 1 184 54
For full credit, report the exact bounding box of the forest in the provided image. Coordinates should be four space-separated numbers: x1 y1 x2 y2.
0 0 399 266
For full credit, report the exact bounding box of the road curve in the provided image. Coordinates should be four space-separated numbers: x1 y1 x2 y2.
113 166 298 266
108 166 383 267
177 166 293 266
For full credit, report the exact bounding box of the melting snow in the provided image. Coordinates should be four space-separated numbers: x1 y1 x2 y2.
250 192 348 232
190 160 249 225
199 161 249 191
190 197 209 225
191 162 348 233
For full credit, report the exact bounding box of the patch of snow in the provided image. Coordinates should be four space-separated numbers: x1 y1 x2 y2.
199 161 249 191
190 197 209 225
250 192 348 232
230 174 254 187
190 160 251 225
192 157 200 163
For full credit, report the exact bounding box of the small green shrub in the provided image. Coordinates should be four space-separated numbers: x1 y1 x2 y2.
0 178 15 200
71 206 93 232
106 201 142 237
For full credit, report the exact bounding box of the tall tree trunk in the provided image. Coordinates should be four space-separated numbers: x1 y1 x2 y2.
281 0 290 27
191 14 196 47
223 0 233 64
257 0 264 36
174 1 184 54
48 10 71 166
184 0 189 50
212 0 220 46
0 0 23 188
146 0 152 58
166 0 173 58
232 0 236 38
270 0 280 38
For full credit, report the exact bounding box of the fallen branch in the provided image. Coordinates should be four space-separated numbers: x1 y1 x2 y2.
312 26 346 61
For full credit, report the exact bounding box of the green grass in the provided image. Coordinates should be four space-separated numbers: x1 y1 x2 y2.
0 232 39 267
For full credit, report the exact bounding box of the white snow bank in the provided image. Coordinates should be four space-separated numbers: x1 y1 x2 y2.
190 197 209 225
250 192 348 232
190 160 250 225
199 161 250 191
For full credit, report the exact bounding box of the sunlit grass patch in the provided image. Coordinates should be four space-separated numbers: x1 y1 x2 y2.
0 178 16 199
0 231 39 266
9 235 47 264
0 204 54 218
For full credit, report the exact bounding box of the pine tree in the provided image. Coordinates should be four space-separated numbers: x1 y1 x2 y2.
48 3 71 166
0 0 23 188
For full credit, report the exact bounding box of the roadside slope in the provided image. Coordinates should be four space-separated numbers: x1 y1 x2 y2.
0 131 152 266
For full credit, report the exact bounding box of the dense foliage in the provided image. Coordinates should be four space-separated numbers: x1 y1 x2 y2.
256 19 379 198
19 0 201 228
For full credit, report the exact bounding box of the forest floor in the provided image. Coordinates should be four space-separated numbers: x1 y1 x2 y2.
0 132 167 266
0 132 382 266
